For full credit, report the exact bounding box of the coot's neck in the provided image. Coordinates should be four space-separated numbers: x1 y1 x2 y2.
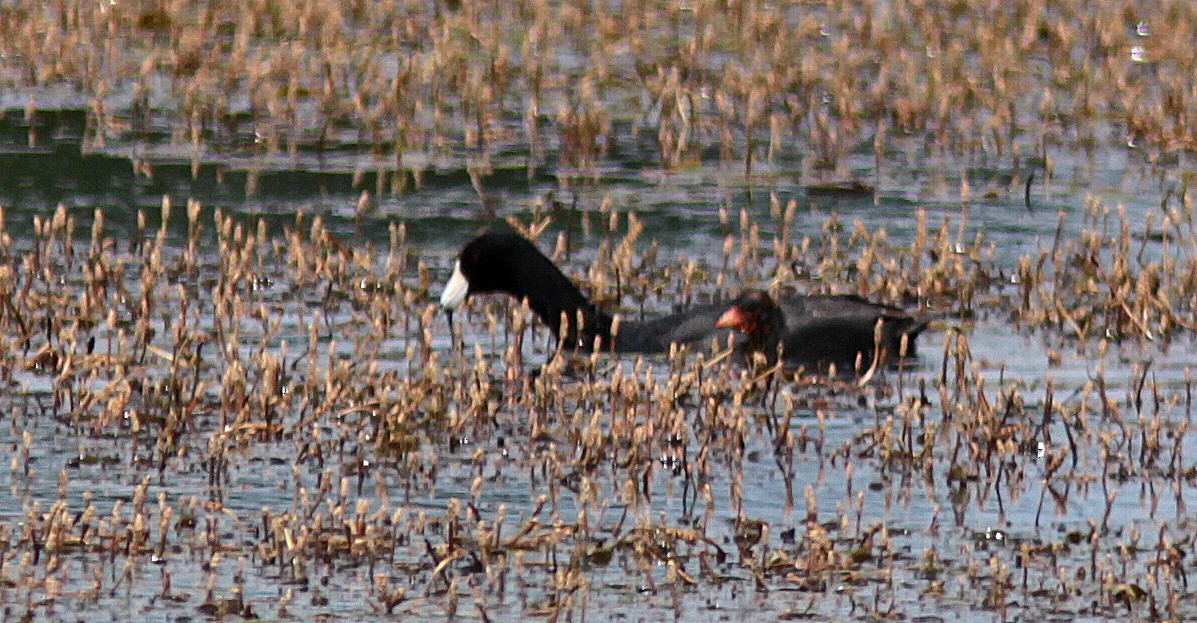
511 244 614 350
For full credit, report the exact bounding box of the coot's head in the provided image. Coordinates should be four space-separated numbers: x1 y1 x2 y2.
440 228 541 309
716 290 785 350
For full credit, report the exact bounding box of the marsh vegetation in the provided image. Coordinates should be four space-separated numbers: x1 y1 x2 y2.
0 1 1196 621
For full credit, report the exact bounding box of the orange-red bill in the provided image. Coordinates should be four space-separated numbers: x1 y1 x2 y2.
716 306 747 330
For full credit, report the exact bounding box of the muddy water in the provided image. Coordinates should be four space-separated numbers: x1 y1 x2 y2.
0 105 1193 623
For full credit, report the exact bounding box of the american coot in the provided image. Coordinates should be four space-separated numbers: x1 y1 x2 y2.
440 226 926 356
716 289 927 371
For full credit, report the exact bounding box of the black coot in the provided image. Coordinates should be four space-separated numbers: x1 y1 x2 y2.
439 226 726 351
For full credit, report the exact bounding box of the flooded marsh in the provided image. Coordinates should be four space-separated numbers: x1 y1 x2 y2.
1 1 1197 622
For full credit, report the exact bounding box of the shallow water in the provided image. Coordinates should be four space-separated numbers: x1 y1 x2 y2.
0 91 1195 622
